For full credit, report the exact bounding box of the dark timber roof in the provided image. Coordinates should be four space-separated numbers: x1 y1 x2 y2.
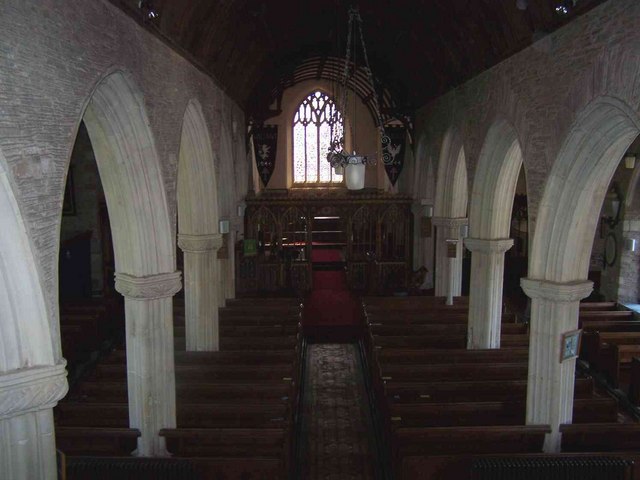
108 0 605 120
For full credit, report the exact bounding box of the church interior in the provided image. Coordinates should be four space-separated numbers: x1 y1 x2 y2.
5 0 640 479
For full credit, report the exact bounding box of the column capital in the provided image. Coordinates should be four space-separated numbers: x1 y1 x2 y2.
0 363 68 420
432 216 468 228
521 278 593 303
115 271 182 300
464 237 514 254
178 233 224 253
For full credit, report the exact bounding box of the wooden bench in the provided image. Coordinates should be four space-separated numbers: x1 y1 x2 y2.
580 320 640 333
55 427 140 456
561 423 640 452
379 362 528 383
370 323 526 336
580 301 618 311
599 344 640 387
375 346 529 365
389 397 617 428
581 331 640 368
383 377 594 404
629 357 640 405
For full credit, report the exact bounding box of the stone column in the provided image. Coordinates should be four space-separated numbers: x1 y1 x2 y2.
115 271 182 457
521 278 593 453
177 234 223 351
465 238 514 349
432 217 467 297
0 363 68 480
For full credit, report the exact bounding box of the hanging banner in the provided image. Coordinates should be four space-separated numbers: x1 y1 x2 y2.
382 126 406 186
252 125 278 187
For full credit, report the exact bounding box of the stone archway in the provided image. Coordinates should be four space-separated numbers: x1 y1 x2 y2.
523 96 640 452
466 119 525 348
433 128 468 297
81 71 180 456
177 100 223 351
0 149 67 480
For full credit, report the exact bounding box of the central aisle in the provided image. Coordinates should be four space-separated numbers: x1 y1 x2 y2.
298 343 378 479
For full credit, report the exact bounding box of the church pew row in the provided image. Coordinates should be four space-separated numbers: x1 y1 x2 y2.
579 301 619 311
630 357 640 406
372 333 528 349
598 344 640 388
101 348 296 366
388 397 618 428
581 331 640 369
55 403 290 429
374 346 528 365
369 322 526 336
383 377 594 404
67 381 292 405
55 427 140 456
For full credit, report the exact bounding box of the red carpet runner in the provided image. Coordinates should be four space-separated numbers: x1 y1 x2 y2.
302 249 365 342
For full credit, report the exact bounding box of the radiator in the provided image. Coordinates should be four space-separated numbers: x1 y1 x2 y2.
66 457 199 480
472 456 634 480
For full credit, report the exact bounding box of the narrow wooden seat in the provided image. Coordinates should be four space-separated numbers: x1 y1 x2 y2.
55 427 140 456
394 425 550 456
383 377 594 404
389 397 617 428
561 423 640 452
374 334 466 349
380 362 528 382
371 323 526 336
160 427 286 457
579 301 618 311
102 349 296 365
376 347 529 365
580 320 640 332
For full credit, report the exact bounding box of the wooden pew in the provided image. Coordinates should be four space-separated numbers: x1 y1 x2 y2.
375 346 529 365
379 362 528 383
629 357 640 406
599 344 640 387
101 348 296 365
383 377 594 404
581 331 640 368
561 423 640 452
389 397 617 428
370 323 526 336
55 427 140 456
579 301 618 311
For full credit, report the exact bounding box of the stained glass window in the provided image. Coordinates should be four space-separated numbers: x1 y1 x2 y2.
293 91 344 184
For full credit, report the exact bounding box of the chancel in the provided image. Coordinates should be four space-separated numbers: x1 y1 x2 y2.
4 1 640 479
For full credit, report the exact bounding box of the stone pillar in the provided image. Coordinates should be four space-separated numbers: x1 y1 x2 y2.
465 238 514 349
178 234 223 351
521 278 593 453
0 363 68 480
433 217 467 297
115 271 182 457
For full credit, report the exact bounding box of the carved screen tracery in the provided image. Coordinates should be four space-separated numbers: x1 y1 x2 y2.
350 205 376 261
247 206 278 258
293 91 344 184
380 204 409 261
281 207 308 261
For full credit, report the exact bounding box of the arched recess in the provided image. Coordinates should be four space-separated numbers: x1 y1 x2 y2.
530 97 640 282
469 119 524 239
466 119 525 349
433 127 468 297
82 71 174 275
523 96 640 453
80 70 178 456
176 99 222 351
435 127 468 218
177 100 219 235
0 152 55 372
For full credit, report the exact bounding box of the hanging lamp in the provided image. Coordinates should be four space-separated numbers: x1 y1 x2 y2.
327 7 390 190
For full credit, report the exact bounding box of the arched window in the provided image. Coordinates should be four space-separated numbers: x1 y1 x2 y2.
293 91 344 184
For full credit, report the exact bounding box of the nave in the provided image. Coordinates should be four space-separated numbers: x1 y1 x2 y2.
52 289 640 479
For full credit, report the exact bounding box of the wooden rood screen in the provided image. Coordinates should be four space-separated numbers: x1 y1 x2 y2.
237 192 413 295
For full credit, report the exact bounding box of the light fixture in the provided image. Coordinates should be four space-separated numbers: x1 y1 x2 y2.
625 237 637 253
625 154 636 170
326 7 390 190
460 224 469 239
555 0 578 16
603 185 622 228
516 0 528 11
219 219 230 234
138 0 159 20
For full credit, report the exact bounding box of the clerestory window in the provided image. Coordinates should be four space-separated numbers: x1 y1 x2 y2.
293 91 344 184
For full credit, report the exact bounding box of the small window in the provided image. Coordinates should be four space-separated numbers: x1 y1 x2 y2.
293 91 344 184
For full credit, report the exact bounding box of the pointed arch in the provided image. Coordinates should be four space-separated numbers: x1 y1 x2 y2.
177 99 220 235
82 71 174 275
530 96 640 282
0 151 54 372
469 119 525 239
435 127 468 218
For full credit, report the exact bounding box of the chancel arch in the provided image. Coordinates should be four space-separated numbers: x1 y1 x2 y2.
177 99 223 352
433 127 469 298
81 70 179 456
523 96 640 453
466 119 525 348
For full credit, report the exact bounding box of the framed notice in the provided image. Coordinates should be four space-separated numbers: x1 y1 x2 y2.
243 239 257 257
560 329 582 362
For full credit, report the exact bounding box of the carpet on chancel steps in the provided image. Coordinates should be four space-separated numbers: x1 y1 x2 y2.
302 248 365 343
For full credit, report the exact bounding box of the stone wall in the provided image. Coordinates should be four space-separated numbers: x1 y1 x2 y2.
0 0 246 331
409 0 640 286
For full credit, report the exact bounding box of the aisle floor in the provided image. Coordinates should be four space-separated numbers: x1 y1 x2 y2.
298 343 378 480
